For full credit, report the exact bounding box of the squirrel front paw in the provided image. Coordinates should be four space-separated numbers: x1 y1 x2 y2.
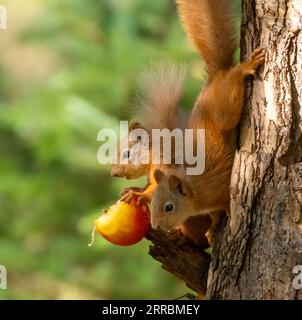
120 187 145 197
242 48 266 77
120 188 150 205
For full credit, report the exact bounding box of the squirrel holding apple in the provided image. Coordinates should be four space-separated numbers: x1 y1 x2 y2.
110 0 265 245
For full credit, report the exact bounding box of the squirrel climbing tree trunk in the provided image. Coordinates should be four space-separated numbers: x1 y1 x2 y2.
148 0 302 299
206 0 302 299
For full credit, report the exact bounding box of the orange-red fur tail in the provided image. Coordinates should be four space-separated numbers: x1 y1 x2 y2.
176 0 237 78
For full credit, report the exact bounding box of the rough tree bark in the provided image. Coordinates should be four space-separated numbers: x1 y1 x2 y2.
206 0 302 299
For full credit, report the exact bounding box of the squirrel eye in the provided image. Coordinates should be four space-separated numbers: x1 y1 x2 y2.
123 150 130 159
164 202 174 213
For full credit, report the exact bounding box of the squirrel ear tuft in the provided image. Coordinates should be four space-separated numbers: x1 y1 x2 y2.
169 175 190 196
169 175 182 191
154 169 165 184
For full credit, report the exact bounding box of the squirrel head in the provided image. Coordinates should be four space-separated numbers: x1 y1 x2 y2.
150 169 196 231
111 122 150 179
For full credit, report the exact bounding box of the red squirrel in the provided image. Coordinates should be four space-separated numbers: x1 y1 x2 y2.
150 0 265 231
110 66 213 247
111 0 265 241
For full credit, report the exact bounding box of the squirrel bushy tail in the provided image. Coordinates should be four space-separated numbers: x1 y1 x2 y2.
176 0 237 78
133 1 237 129
133 63 186 131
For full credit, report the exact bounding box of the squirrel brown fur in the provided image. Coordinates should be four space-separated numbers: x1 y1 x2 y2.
111 0 266 243
176 0 237 79
111 66 212 247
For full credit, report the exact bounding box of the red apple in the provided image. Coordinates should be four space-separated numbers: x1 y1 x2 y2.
91 197 150 246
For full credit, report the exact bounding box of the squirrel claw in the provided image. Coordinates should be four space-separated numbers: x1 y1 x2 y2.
120 191 133 204
120 189 149 205
251 47 265 59
136 193 149 205
242 47 266 77
120 187 145 197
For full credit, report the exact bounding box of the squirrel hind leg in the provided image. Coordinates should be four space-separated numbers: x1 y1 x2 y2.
241 48 266 77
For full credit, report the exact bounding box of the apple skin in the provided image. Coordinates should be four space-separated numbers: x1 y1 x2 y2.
95 198 150 246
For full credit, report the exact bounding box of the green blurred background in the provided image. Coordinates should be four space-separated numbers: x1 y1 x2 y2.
0 0 240 299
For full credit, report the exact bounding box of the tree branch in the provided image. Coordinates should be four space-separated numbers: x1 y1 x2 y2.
146 228 211 295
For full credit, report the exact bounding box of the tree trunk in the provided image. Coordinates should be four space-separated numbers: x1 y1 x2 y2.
206 0 302 299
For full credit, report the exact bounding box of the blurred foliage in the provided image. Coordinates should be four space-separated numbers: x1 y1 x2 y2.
0 0 240 299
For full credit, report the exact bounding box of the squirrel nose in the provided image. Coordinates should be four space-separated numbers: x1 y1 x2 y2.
151 219 160 230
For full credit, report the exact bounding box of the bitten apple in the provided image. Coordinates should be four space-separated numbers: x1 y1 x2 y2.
90 197 150 246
